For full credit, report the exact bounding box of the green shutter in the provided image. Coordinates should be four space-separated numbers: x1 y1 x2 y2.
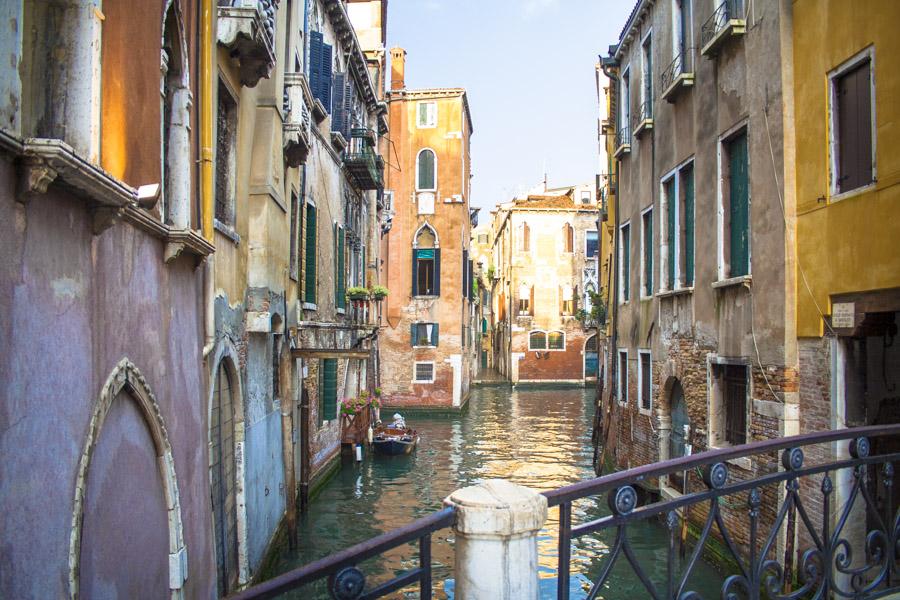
644 210 653 297
336 227 346 309
305 204 317 304
622 225 630 300
729 132 749 277
684 166 695 286
666 179 676 288
432 323 439 346
320 359 338 422
410 323 417 346
417 150 435 190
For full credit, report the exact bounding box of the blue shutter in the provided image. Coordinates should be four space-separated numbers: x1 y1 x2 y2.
321 43 333 112
332 72 346 136
309 31 323 102
431 323 439 346
433 248 441 296
410 323 416 346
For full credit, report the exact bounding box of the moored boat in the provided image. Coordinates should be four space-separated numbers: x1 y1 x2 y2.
372 426 419 456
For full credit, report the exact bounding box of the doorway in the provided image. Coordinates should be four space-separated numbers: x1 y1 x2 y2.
669 379 690 493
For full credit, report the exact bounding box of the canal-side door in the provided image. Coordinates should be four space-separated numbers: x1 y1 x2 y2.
584 334 599 379
211 363 239 595
669 380 690 493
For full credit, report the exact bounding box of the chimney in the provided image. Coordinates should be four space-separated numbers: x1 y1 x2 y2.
390 47 406 90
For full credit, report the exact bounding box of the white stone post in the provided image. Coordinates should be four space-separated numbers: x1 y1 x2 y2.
444 479 548 600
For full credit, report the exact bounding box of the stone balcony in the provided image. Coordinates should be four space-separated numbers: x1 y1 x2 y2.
283 72 312 167
217 0 279 87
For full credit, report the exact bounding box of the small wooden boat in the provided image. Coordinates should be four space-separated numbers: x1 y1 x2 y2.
372 426 419 456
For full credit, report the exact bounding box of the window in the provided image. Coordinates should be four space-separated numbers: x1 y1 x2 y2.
416 148 436 191
417 101 437 128
673 0 691 65
720 129 750 279
562 223 574 253
586 230 599 258
580 190 592 204
518 221 530 253
529 330 547 350
661 162 695 291
309 31 333 111
619 222 631 302
334 224 346 310
561 285 575 316
711 363 748 446
289 192 299 280
215 80 237 227
412 224 440 296
319 358 337 424
641 207 653 297
161 4 191 228
619 68 631 135
414 362 435 383
304 202 317 304
830 51 875 195
518 283 532 315
411 322 439 347
477 234 489 244
548 331 565 350
618 350 628 405
638 350 652 413
641 33 652 118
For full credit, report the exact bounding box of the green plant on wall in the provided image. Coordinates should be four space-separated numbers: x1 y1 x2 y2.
346 286 370 300
589 290 608 325
370 285 389 299
487 264 496 280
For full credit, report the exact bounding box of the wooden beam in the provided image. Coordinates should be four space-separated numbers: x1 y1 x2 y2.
291 348 371 359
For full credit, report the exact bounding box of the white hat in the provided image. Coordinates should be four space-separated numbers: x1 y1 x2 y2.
393 413 402 420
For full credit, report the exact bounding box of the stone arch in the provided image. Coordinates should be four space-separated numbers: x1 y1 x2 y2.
69 358 186 599
208 337 250 589
413 220 439 248
160 0 192 228
583 333 599 380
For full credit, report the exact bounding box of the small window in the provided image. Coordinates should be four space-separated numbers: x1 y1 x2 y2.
416 149 436 191
548 330 565 350
411 322 439 347
215 80 237 227
619 222 631 302
711 363 748 447
580 190 592 204
528 330 547 350
586 230 599 258
618 350 628 405
414 362 435 383
417 101 437 128
415 250 436 295
561 285 575 316
638 350 652 413
413 225 440 296
721 130 750 278
477 234 489 244
831 54 874 195
562 223 574 253
642 208 653 297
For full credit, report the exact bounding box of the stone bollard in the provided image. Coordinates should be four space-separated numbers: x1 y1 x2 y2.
444 479 548 599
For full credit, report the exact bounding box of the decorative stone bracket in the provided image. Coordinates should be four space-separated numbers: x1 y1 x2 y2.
217 1 279 88
283 72 313 168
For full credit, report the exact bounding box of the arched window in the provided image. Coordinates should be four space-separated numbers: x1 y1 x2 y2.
412 222 440 296
547 330 565 350
416 148 436 191
528 330 547 350
161 2 191 228
562 222 574 252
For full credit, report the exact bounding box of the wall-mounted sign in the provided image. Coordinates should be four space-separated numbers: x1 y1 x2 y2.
832 302 855 328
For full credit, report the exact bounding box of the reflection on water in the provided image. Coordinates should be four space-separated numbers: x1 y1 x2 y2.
270 386 722 598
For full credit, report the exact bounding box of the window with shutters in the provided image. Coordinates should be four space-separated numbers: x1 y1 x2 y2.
215 80 238 228
414 362 435 383
710 362 748 447
331 72 354 139
518 284 532 316
661 161 695 291
641 207 653 297
638 350 652 413
562 223 574 253
477 234 489 244
334 224 346 310
289 192 299 280
561 285 575 316
619 221 631 302
830 49 875 197
416 148 437 191
411 322 439 347
412 223 440 297
416 101 437 128
618 349 629 405
319 358 338 425
304 202 317 305
309 31 333 112
719 128 750 280
586 230 599 258
679 163 695 286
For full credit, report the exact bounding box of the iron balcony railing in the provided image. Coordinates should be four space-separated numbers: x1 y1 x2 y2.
615 126 631 151
701 0 746 49
230 424 900 600
660 51 693 93
344 128 384 191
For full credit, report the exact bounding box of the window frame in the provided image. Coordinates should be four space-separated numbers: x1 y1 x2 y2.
638 349 653 415
660 157 695 292
640 205 653 298
619 220 631 304
415 147 438 192
585 230 599 259
707 358 751 450
528 330 547 351
620 65 631 135
617 349 629 406
716 121 751 282
416 101 437 129
547 330 566 351
411 322 439 348
828 46 877 201
413 361 436 384
640 29 653 115
215 76 239 230
517 221 531 254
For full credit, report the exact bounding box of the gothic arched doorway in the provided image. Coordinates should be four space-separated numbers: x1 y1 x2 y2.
211 361 239 595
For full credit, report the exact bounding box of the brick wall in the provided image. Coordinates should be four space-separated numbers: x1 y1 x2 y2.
515 322 588 382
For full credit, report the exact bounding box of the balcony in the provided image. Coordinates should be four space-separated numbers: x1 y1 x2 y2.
344 128 383 191
660 52 694 103
613 126 631 158
633 100 653 137
283 72 312 167
217 0 278 88
701 0 747 57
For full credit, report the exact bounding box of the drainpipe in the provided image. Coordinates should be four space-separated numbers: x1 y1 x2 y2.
200 0 216 360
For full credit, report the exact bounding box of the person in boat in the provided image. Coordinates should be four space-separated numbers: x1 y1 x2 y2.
390 413 406 429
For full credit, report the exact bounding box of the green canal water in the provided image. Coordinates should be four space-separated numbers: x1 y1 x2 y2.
269 385 723 599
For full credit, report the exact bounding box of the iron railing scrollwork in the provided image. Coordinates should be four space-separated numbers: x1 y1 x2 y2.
545 424 900 600
615 126 631 151
701 0 746 49
660 51 692 93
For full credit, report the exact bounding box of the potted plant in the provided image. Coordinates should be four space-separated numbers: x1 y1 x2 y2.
370 285 389 301
346 286 370 301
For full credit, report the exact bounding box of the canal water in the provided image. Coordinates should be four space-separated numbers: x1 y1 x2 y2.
269 385 722 599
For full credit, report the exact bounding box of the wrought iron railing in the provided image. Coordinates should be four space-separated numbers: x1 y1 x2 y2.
701 0 746 49
615 126 631 151
660 51 692 93
548 424 900 600
344 128 383 190
230 424 899 599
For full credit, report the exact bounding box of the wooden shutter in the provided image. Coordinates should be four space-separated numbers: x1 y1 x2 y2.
622 225 630 300
837 60 872 193
321 359 338 422
411 251 418 296
304 203 317 303
728 132 749 277
724 365 747 445
640 353 651 410
643 210 653 296
683 166 695 286
433 248 441 296
332 72 346 136
310 31 324 103
336 227 345 309
321 42 333 112
665 179 676 288
431 323 439 346
462 250 468 298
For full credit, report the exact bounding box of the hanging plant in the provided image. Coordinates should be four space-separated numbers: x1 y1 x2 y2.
346 286 370 301
370 285 389 300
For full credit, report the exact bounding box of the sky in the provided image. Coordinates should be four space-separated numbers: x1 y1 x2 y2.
386 0 635 211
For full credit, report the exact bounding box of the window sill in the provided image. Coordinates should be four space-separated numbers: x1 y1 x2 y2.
302 302 318 311
214 218 241 245
640 294 654 302
638 407 653 416
413 345 437 349
413 295 440 300
712 275 751 290
658 287 694 298
829 182 877 204
412 379 435 385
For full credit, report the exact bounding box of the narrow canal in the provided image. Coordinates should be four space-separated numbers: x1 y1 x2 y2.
269 385 722 598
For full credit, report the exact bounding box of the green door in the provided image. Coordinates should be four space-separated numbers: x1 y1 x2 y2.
683 166 695 286
728 132 749 277
665 178 676 288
